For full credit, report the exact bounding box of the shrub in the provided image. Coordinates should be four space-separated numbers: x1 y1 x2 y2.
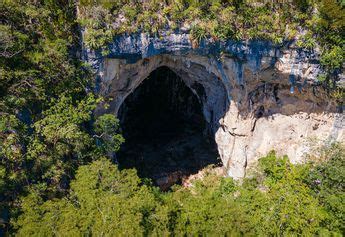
190 25 208 44
320 46 344 71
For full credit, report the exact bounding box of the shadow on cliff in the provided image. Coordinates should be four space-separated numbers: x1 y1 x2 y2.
117 66 225 190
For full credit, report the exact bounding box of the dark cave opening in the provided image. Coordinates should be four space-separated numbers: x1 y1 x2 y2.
118 66 221 190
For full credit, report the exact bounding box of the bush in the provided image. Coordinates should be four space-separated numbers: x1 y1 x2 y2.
190 25 208 44
320 46 344 71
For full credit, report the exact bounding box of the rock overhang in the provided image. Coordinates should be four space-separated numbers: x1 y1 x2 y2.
84 32 344 179
85 32 320 77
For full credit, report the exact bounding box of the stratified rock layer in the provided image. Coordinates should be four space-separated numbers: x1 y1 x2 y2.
84 33 344 179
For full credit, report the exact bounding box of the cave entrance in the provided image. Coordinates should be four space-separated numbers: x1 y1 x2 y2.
118 66 221 190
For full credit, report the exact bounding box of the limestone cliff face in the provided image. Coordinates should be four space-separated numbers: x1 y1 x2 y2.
84 32 344 179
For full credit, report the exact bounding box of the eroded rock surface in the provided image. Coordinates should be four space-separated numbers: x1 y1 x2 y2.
84 33 344 179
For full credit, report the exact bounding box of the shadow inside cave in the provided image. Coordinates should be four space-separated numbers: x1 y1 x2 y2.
117 66 222 190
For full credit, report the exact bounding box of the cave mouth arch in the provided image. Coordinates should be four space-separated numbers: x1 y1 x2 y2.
117 66 221 190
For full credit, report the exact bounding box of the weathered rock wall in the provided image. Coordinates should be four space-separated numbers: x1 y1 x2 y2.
84 32 344 179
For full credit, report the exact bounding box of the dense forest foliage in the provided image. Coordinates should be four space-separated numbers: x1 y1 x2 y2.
13 144 345 236
0 0 344 235
0 0 124 233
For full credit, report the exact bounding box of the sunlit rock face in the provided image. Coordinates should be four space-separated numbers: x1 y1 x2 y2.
84 32 344 180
